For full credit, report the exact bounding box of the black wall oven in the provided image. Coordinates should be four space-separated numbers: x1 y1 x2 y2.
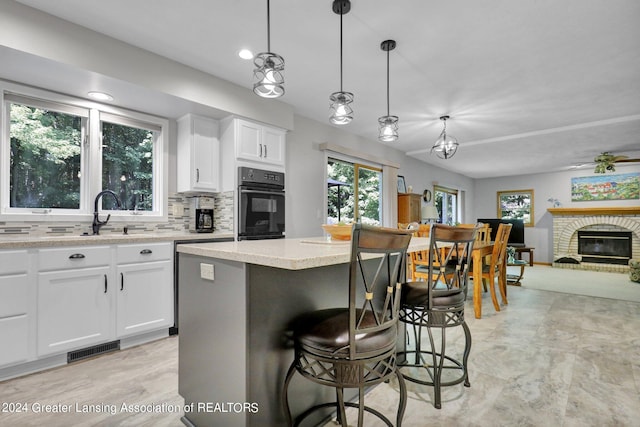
238 166 285 240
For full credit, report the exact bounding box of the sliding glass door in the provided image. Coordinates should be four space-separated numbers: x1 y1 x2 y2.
327 158 382 225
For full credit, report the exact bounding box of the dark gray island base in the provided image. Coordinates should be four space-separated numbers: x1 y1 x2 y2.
176 237 428 426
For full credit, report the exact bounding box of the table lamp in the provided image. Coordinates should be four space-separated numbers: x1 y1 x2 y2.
421 205 439 224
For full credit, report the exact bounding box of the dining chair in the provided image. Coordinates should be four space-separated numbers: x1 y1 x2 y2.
480 223 512 311
407 224 431 280
397 224 479 409
282 223 413 427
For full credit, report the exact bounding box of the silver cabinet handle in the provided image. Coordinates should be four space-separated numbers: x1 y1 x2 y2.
264 144 267 158
196 168 200 182
140 249 153 255
69 253 85 259
120 272 124 291
259 143 263 157
104 274 108 293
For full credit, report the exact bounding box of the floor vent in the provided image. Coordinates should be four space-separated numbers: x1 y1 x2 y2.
67 341 120 363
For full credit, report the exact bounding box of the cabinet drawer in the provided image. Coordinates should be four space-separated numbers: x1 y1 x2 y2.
38 246 111 271
0 274 28 317
117 242 172 264
0 250 28 275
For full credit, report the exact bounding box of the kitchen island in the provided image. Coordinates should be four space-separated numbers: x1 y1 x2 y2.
176 236 429 427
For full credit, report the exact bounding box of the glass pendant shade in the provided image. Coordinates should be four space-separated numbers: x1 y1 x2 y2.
378 115 399 142
253 52 285 98
329 0 353 125
430 115 458 159
330 91 354 125
432 132 458 159
253 0 284 99
378 39 398 142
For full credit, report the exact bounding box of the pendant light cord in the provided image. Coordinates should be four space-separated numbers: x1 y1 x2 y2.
266 0 271 52
386 48 390 116
339 8 343 91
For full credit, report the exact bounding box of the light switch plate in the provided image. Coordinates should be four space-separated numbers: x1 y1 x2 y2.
200 263 214 281
173 204 184 217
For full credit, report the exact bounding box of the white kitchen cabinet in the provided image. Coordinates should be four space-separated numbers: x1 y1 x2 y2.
36 246 113 357
116 242 173 337
234 118 286 166
177 113 220 192
0 250 30 367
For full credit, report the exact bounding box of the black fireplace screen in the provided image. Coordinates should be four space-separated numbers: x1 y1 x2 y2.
577 230 632 265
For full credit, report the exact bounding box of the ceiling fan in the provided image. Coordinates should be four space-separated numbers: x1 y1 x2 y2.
593 152 640 173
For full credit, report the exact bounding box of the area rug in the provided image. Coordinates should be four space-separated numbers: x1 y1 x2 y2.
513 265 640 303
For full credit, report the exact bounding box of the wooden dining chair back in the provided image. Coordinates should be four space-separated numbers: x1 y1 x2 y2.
406 224 431 280
282 223 413 427
480 223 512 312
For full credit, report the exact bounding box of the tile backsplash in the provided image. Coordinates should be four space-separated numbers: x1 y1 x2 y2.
0 192 234 237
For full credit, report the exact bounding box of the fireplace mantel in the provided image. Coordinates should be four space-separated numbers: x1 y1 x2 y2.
548 207 640 216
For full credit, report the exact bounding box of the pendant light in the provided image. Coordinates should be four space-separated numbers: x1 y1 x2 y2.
430 115 459 159
378 39 398 142
329 0 353 125
253 0 284 98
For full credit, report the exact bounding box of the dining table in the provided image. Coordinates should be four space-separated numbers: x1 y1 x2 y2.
409 240 503 319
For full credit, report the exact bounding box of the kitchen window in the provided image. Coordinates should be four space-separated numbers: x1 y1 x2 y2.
1 86 167 220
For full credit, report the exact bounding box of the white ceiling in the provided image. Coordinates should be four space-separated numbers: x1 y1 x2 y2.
12 0 640 178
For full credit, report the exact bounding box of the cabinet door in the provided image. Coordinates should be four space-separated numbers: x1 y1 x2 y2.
236 119 262 162
177 114 220 192
116 260 173 337
191 116 220 191
37 267 113 356
261 126 285 166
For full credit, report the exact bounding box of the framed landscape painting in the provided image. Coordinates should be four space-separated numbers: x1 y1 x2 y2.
497 189 534 226
571 173 640 201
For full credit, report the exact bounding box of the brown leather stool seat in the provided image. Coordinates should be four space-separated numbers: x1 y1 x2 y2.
294 308 397 359
401 281 465 309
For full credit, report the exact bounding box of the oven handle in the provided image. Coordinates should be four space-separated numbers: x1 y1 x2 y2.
239 188 285 196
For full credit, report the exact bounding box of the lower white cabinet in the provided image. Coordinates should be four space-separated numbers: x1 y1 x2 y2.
0 250 30 367
37 265 112 356
116 243 173 337
35 242 173 358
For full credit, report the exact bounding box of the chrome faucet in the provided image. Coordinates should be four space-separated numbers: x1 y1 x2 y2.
92 190 122 235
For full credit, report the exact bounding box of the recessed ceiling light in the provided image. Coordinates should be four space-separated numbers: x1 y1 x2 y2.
87 91 114 101
238 49 254 60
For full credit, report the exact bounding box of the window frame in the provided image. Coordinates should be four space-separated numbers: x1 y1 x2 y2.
434 184 459 225
1 82 168 222
326 153 384 226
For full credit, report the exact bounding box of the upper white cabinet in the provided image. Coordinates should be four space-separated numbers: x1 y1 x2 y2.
235 118 286 166
177 114 220 193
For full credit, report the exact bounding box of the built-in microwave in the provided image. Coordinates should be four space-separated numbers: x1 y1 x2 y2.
237 167 285 240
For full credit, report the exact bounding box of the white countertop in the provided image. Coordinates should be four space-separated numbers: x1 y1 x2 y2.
176 236 430 270
0 231 234 249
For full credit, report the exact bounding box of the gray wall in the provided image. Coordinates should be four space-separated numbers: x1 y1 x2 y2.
285 116 476 238
475 164 640 263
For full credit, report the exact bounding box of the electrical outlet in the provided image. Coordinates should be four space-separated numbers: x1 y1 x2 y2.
200 263 214 281
173 204 184 217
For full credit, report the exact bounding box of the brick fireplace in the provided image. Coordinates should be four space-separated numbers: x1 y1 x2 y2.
548 207 640 273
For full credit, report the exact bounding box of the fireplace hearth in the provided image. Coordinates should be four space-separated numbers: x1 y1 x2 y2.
578 231 632 265
548 207 640 273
